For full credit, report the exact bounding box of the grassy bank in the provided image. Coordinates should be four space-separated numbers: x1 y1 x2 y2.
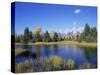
15 41 97 47
15 55 96 73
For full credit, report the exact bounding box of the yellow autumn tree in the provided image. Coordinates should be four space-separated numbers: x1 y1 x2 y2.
34 27 41 34
34 27 42 42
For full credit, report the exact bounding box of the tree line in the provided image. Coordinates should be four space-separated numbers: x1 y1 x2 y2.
78 24 97 42
15 23 97 44
15 27 59 44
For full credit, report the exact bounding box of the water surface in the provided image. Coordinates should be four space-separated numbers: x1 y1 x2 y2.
15 44 97 68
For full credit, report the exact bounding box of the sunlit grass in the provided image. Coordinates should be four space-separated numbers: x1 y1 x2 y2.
16 41 97 47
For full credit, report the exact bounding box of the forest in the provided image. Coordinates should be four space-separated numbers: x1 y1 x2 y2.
15 23 97 44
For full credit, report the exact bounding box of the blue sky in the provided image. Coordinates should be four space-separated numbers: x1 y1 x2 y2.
14 2 97 34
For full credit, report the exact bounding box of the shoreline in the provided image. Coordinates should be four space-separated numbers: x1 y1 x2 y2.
15 41 97 47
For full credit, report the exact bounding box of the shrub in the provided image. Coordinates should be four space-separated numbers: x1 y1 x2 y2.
79 62 92 69
15 60 34 73
78 39 82 43
46 56 63 69
65 59 75 69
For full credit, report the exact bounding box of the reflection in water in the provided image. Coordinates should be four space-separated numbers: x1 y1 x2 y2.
82 47 97 65
15 45 97 68
53 45 58 55
22 45 29 50
44 45 50 57
34 45 41 58
20 50 31 57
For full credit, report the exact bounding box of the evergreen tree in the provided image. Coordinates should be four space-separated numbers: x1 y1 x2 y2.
79 23 97 42
84 23 90 36
29 31 33 41
53 32 58 42
24 27 29 44
44 31 51 42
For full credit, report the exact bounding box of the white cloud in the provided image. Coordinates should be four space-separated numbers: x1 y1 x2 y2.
74 9 81 14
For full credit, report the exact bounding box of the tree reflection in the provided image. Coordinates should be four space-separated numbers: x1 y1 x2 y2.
53 45 58 55
22 45 29 50
44 45 50 57
34 45 41 58
82 47 97 64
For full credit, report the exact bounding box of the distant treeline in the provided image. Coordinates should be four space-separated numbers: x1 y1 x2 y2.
15 23 97 44
78 24 97 42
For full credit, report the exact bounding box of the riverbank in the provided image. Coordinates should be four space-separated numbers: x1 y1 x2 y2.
15 55 96 73
15 41 97 47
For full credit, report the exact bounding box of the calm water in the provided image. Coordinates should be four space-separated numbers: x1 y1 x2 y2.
15 45 97 68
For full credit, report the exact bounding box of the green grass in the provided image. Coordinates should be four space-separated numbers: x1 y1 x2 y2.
15 41 97 47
